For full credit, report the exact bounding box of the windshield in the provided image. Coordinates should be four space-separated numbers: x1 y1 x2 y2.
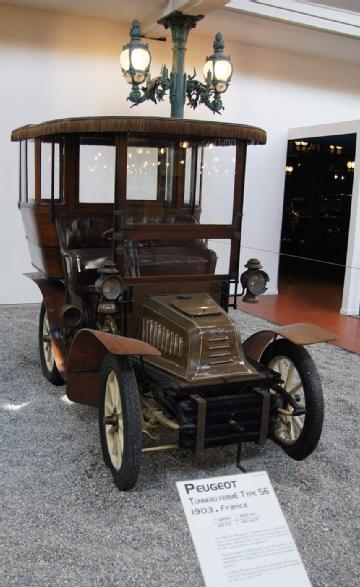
76 133 243 279
118 136 240 279
123 136 236 226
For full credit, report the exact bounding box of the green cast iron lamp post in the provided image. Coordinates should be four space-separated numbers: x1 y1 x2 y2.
120 11 233 118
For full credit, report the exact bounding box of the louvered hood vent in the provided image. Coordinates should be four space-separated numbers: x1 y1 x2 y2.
141 317 184 359
139 293 261 384
206 335 233 365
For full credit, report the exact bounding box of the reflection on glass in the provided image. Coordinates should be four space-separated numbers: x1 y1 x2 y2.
54 143 62 199
126 145 176 205
195 146 203 206
183 147 192 205
165 148 174 203
198 145 235 224
127 147 158 200
79 144 115 203
20 141 27 202
207 239 230 274
27 139 35 200
41 142 62 200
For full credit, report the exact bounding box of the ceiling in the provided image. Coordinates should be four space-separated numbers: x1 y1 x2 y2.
228 1 360 33
2 0 360 64
1 0 162 23
302 1 360 11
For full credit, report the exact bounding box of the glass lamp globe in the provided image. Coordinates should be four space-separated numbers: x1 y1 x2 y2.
120 48 130 71
120 20 151 85
120 46 151 84
120 48 132 82
214 59 232 87
203 32 232 93
203 58 232 92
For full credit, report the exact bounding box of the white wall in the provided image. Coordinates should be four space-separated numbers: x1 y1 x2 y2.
1 5 360 303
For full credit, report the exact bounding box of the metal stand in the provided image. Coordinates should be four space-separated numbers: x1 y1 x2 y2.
229 419 246 472
192 394 207 454
158 12 202 118
254 388 271 446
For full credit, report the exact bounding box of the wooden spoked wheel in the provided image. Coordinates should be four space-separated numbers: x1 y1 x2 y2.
38 302 64 386
261 339 324 461
98 354 142 491
42 310 55 371
104 370 124 471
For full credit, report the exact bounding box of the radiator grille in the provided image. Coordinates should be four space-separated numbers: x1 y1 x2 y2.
141 317 183 359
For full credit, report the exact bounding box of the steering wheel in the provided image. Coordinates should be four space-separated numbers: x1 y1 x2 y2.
101 227 114 241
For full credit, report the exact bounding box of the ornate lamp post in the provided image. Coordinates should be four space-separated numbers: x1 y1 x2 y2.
120 11 232 118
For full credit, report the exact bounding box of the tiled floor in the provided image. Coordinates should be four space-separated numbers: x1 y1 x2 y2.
236 272 360 355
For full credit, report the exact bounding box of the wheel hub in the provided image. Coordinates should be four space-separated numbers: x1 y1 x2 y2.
269 355 305 445
104 413 119 429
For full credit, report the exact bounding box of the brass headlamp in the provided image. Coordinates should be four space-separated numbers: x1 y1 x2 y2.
95 261 125 301
240 259 269 303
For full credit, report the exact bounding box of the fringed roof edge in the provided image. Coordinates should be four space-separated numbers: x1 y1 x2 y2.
11 116 267 144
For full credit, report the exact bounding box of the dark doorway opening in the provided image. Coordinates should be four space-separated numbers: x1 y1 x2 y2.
279 133 356 312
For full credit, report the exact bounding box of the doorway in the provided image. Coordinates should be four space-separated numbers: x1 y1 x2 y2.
279 133 356 314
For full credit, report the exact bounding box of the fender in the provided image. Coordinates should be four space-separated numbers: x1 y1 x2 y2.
66 329 161 406
243 322 336 362
25 272 67 375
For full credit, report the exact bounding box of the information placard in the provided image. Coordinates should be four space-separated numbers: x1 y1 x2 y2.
177 471 311 587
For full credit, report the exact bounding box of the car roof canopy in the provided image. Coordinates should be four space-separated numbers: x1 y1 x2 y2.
11 116 266 145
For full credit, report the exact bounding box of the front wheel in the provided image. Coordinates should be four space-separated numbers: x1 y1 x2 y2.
98 354 142 491
261 339 324 460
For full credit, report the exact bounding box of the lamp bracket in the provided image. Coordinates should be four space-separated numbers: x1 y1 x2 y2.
128 70 171 106
186 70 224 114
142 36 167 42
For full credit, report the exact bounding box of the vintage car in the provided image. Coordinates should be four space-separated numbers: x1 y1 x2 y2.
11 116 334 490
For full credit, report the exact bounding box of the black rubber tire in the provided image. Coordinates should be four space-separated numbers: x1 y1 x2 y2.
98 354 142 491
39 302 65 386
261 338 324 461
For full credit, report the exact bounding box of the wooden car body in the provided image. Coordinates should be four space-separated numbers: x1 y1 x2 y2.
11 116 334 474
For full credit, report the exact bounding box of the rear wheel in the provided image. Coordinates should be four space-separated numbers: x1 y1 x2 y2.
39 302 64 386
98 354 142 491
261 338 324 460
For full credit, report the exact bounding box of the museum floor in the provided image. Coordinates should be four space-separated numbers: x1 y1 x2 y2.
237 271 360 355
1 304 358 587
